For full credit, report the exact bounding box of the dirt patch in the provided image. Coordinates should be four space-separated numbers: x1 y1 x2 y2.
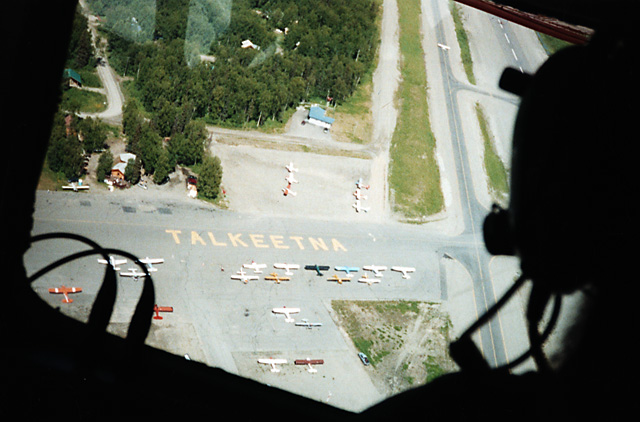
331 300 458 396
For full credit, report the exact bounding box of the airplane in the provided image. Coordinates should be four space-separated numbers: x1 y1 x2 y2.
353 189 368 200
294 358 324 373
62 182 90 192
355 177 370 190
335 266 360 277
327 274 351 284
272 306 300 322
353 200 370 213
231 271 259 284
120 268 146 280
295 319 323 329
48 285 82 303
152 304 173 320
139 257 164 272
273 263 300 275
358 274 380 286
264 272 290 284
363 265 387 277
304 264 330 276
97 256 127 271
243 260 267 273
391 266 416 279
285 162 298 172
282 184 297 196
285 173 299 184
258 358 288 373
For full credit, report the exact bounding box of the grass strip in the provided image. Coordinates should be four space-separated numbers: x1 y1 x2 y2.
389 0 444 220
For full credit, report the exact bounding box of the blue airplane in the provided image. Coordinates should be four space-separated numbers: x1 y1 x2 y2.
335 266 360 277
305 264 330 276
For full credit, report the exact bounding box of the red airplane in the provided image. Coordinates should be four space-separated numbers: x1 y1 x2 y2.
153 304 174 320
48 285 82 303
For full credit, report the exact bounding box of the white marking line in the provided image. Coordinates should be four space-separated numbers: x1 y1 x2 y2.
511 48 518 61
504 33 510 43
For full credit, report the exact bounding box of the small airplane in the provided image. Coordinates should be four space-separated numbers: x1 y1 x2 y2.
282 183 297 196
355 178 370 190
273 263 300 275
305 264 330 276
264 272 290 284
391 266 416 279
152 304 173 320
139 257 164 272
285 162 298 172
258 358 288 372
231 269 259 284
335 266 360 277
363 265 387 277
120 268 147 280
353 189 368 200
62 182 90 192
243 260 267 273
358 274 380 286
353 200 370 213
327 274 351 284
285 173 299 184
295 319 323 329
48 285 82 303
437 42 450 50
272 306 300 322
97 256 127 270
294 358 324 373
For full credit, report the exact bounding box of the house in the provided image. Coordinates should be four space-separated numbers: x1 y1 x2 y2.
111 153 137 180
63 68 82 88
307 106 335 130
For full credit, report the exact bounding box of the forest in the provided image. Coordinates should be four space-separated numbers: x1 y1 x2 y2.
91 0 380 127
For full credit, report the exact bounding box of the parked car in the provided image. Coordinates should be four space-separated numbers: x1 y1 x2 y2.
358 352 370 366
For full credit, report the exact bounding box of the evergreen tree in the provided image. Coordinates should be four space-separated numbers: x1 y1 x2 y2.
198 155 222 200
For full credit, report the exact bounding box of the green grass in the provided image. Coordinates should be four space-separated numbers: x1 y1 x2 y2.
450 1 476 85
389 0 444 220
475 102 509 201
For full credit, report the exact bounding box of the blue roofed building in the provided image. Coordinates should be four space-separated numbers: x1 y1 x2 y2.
307 105 335 130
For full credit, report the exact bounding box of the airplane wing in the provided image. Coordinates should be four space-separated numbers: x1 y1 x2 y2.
358 274 380 285
272 307 300 322
391 266 416 278
335 266 359 276
258 358 288 372
140 257 164 264
305 265 330 276
363 265 387 276
48 286 82 294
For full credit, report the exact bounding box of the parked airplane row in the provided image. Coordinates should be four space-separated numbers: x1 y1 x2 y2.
235 261 415 282
98 255 165 280
282 162 298 196
353 178 370 213
258 357 324 373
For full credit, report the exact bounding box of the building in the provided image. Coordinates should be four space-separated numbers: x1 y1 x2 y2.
307 106 335 130
111 153 137 181
63 68 82 88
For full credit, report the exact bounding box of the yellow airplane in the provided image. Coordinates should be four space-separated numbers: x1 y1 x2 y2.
264 272 290 284
327 274 351 284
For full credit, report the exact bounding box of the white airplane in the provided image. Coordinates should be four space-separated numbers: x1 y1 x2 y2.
353 189 368 200
231 268 259 284
282 185 297 196
355 178 370 190
285 173 299 184
120 268 146 280
243 260 267 273
62 183 90 192
391 266 416 279
273 263 300 275
97 256 127 271
139 257 164 272
295 319 323 329
272 306 300 323
358 274 381 286
285 162 298 172
353 200 370 213
258 358 288 373
363 265 387 277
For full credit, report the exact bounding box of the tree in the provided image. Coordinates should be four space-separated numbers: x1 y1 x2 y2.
153 148 173 184
77 117 107 152
96 150 114 181
198 155 223 200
